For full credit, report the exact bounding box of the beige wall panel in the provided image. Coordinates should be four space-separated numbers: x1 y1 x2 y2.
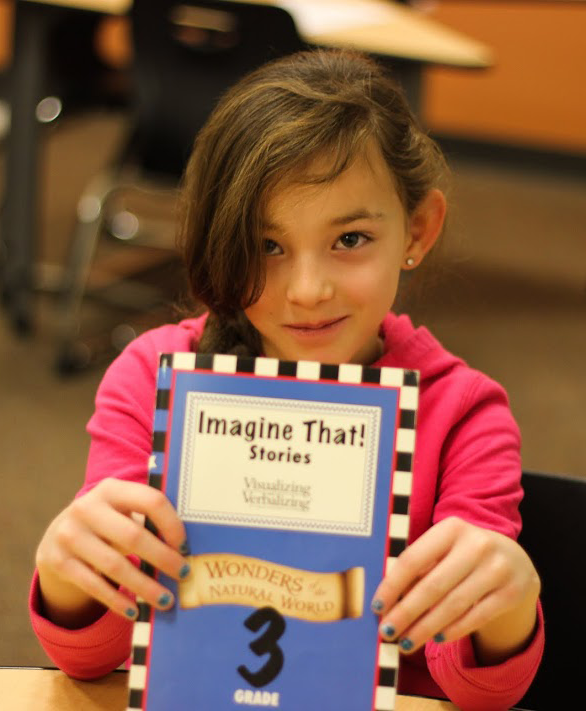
424 1 586 153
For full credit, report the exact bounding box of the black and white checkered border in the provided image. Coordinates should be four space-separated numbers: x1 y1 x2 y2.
375 365 416 711
127 353 418 711
155 351 419 386
127 600 152 710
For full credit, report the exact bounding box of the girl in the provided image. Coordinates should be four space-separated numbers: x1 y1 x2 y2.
31 49 543 710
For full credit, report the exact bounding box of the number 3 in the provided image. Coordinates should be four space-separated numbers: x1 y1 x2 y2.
237 607 286 687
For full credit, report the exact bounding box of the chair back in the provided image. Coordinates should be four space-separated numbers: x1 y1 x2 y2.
517 470 586 709
128 0 305 177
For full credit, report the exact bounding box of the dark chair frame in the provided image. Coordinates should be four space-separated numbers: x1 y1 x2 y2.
54 0 305 373
516 470 586 710
0 4 130 337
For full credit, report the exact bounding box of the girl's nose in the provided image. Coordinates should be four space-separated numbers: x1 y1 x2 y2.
285 258 334 307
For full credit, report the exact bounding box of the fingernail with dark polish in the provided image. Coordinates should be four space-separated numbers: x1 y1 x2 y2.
179 539 191 556
371 599 384 613
400 638 414 652
158 593 173 607
434 633 445 644
125 608 137 619
179 563 191 579
380 624 395 639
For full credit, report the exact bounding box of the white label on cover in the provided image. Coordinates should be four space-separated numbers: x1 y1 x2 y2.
177 393 382 536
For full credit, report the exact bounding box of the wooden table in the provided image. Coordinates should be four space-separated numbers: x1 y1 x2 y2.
0 0 491 336
0 667 460 710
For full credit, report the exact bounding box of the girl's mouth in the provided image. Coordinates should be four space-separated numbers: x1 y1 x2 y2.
284 316 347 335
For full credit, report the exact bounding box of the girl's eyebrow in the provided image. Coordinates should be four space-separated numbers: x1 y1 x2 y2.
330 209 385 225
262 209 385 232
260 220 280 232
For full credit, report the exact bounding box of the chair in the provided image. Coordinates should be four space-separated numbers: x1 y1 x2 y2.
55 0 304 373
0 5 130 338
516 470 586 710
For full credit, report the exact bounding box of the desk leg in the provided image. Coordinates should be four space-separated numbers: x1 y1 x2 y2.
1 3 48 334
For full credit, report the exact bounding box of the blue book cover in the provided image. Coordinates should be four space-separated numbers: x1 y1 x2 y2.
127 353 418 711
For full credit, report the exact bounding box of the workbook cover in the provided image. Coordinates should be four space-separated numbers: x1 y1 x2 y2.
127 353 418 711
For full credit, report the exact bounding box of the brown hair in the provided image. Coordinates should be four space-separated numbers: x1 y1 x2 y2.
177 48 447 354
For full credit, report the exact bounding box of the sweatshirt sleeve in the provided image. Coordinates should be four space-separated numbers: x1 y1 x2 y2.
425 372 545 710
29 325 193 679
29 570 133 680
426 601 544 711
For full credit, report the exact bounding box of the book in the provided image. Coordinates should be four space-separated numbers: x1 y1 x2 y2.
127 353 418 711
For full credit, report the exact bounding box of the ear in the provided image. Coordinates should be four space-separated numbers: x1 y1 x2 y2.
403 189 446 268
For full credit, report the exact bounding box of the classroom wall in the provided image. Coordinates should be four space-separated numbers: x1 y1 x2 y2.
0 0 12 71
422 0 586 154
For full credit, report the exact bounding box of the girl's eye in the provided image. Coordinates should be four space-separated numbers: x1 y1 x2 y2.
335 232 369 250
262 239 283 256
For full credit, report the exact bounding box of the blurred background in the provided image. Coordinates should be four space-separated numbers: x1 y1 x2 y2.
0 0 584 669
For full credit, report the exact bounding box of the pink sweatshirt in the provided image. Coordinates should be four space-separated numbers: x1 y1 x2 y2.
30 313 544 710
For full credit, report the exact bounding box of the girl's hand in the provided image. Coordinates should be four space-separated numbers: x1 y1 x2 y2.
371 517 541 664
36 478 190 628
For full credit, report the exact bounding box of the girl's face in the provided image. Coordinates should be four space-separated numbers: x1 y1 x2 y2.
244 142 425 365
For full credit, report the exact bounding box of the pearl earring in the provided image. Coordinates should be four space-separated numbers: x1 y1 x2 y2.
405 257 415 267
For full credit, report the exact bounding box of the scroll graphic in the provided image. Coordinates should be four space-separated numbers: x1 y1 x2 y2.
179 553 364 622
